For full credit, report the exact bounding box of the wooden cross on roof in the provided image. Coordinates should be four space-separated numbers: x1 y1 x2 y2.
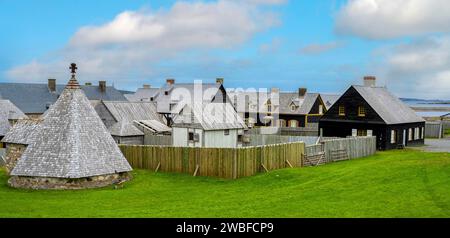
70 63 78 76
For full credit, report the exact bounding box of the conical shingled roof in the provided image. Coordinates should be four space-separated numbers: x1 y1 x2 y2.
11 77 132 179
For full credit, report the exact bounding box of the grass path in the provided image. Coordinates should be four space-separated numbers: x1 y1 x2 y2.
1 150 450 218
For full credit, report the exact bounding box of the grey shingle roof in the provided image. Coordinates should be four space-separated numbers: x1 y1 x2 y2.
134 120 171 133
321 94 340 110
279 92 320 115
0 112 10 136
11 78 132 179
353 85 425 124
0 100 28 120
125 88 161 102
227 89 320 115
0 82 127 114
102 101 165 137
109 121 144 137
155 83 222 113
1 119 42 145
173 102 246 130
0 100 28 136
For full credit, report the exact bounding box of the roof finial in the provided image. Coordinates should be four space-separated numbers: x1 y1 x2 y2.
67 63 80 89
70 63 78 77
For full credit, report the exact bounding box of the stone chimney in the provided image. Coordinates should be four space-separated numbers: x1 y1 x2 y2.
48 79 56 92
298 88 307 98
99 81 106 92
143 84 151 89
271 88 280 94
216 78 224 85
364 76 376 87
166 79 175 85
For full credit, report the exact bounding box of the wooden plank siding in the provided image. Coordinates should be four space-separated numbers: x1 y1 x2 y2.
119 142 305 179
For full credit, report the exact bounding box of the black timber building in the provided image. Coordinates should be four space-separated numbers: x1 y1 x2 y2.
319 77 425 150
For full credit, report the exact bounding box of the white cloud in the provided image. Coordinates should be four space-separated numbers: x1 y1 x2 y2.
336 0 450 39
7 0 284 84
299 41 343 55
375 36 450 99
259 37 282 53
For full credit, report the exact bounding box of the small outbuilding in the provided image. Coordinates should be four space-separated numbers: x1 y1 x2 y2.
172 103 247 148
1 119 42 174
319 76 426 150
8 66 132 190
0 100 28 146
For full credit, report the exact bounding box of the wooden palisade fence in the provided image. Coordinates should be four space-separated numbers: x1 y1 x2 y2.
119 142 305 179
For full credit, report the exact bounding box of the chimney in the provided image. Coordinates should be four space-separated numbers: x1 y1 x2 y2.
216 78 224 85
48 79 56 92
85 82 92 86
99 81 106 92
166 79 175 85
143 84 151 89
271 88 280 94
364 76 376 87
298 88 307 97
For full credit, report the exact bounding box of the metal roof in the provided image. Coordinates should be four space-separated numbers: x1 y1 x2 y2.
173 102 246 130
353 85 425 124
11 78 132 179
0 82 127 114
1 119 42 145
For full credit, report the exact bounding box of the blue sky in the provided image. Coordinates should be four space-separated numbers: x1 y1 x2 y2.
1 0 449 99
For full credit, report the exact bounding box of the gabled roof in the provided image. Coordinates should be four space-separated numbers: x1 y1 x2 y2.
103 101 163 122
173 103 246 130
109 121 144 137
321 94 340 110
279 92 320 115
155 83 223 114
125 88 161 102
134 120 171 133
102 101 165 137
0 100 28 120
11 77 132 179
0 100 28 136
0 82 127 114
352 85 425 124
1 119 42 145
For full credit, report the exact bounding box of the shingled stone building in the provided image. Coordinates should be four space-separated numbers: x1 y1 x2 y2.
8 65 132 190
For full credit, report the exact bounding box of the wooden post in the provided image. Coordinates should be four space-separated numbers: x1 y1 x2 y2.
193 164 200 177
285 160 293 168
154 162 161 172
261 164 269 173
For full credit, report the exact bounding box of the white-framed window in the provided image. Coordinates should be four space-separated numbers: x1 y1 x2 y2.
352 129 357 137
291 104 296 111
391 130 396 144
367 130 373 137
414 128 419 140
224 129 230 136
408 128 413 141
319 105 323 115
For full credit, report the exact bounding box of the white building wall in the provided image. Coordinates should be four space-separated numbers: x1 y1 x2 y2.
172 127 188 147
204 129 238 148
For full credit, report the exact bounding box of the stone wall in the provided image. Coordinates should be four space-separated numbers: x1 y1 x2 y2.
4 143 26 175
8 172 132 190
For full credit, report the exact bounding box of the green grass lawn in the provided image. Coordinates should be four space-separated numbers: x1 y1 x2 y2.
1 150 450 218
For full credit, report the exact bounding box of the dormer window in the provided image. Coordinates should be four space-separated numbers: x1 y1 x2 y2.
291 104 296 111
267 100 272 112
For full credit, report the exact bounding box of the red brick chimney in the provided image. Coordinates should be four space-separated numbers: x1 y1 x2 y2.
166 79 175 85
364 76 376 87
